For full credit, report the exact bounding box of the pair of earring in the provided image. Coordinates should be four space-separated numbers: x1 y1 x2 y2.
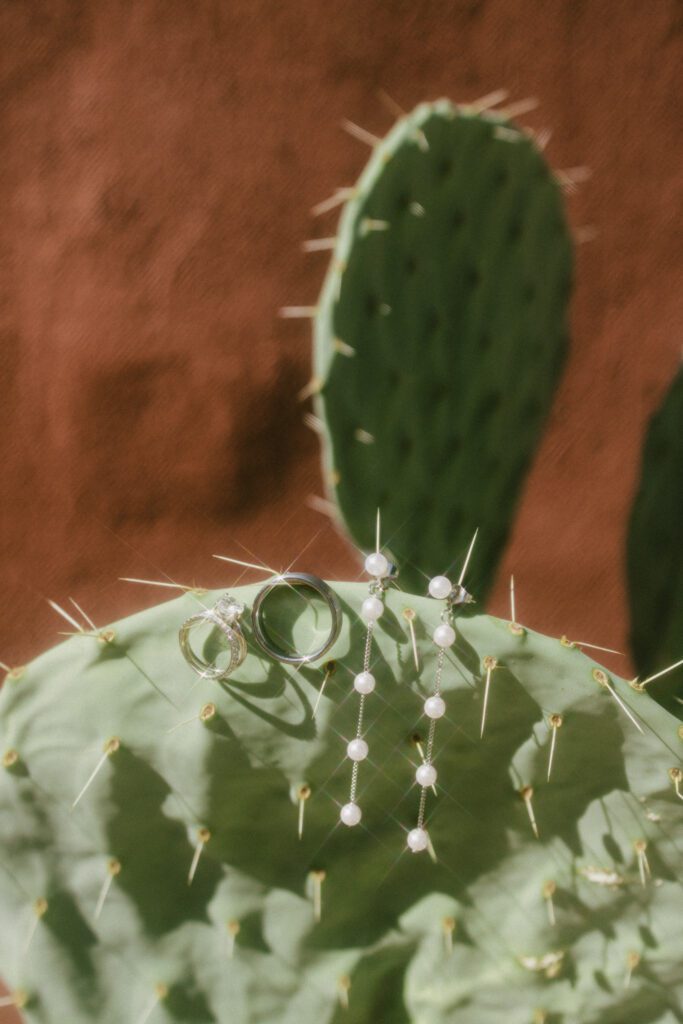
179 573 343 679
340 538 476 856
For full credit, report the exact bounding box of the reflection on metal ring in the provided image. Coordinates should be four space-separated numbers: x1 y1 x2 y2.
251 573 342 665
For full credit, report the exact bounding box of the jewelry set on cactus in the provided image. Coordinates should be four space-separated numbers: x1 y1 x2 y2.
179 573 342 677
179 531 478 853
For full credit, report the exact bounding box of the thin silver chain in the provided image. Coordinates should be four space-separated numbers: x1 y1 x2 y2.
417 613 449 830
349 619 375 803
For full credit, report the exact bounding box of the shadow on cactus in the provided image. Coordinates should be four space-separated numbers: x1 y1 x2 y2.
312 99 572 594
1 579 681 1023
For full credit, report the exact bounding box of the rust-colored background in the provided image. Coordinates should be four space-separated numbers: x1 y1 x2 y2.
3 0 681 666
0 0 681 1013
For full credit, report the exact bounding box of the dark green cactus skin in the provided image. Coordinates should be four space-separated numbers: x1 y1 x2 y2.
313 100 572 593
627 368 683 714
1 582 681 1023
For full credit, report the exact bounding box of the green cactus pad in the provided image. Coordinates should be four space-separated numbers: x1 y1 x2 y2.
627 367 683 714
313 100 572 593
1 581 681 1023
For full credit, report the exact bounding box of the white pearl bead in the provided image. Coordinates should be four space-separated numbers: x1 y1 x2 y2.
433 623 456 648
424 695 446 719
340 802 362 827
364 552 389 578
407 827 429 853
347 738 369 762
416 763 437 787
361 596 384 623
428 575 452 600
354 671 376 695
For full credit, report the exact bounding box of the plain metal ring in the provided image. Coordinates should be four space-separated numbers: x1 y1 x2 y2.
251 573 342 665
179 595 247 680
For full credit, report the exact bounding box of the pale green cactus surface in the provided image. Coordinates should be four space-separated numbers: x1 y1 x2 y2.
0 581 682 1024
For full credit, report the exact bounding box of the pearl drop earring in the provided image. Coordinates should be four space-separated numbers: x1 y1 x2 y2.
340 513 396 828
407 534 477 854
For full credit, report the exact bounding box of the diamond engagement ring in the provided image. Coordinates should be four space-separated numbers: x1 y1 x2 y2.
179 595 247 680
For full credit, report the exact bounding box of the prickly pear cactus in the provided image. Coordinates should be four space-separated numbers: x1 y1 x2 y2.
313 99 573 593
627 367 683 714
1 581 682 1023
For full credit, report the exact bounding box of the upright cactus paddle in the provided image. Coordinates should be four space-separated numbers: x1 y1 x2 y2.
311 99 573 593
627 367 683 715
1 580 681 1023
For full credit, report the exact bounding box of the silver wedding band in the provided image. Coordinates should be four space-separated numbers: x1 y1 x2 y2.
251 573 342 665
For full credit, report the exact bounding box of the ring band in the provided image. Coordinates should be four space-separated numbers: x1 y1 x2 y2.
251 574 342 665
179 595 247 680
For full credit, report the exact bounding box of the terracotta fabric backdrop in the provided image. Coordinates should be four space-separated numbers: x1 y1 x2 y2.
0 0 681 1012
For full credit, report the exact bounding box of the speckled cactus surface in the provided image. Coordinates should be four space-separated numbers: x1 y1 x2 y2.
313 100 572 593
627 367 683 714
1 580 682 1023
